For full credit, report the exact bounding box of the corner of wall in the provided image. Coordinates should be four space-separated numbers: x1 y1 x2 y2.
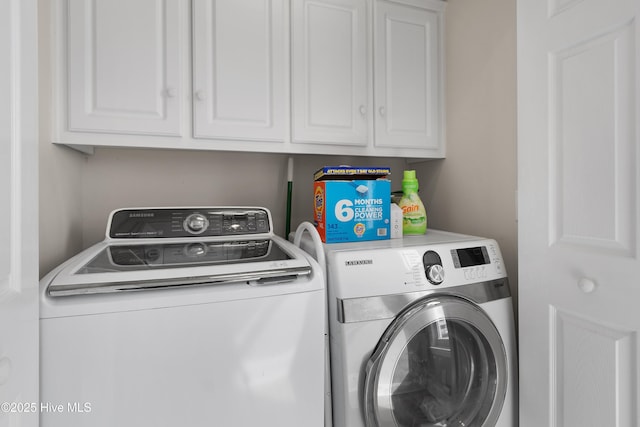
38 0 85 278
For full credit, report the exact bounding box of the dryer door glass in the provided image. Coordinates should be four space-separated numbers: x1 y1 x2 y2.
364 296 508 427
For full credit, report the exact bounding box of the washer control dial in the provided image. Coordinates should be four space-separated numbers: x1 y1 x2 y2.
426 264 445 285
183 213 209 235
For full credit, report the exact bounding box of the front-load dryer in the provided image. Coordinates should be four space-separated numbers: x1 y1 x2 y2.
298 229 517 427
40 207 325 427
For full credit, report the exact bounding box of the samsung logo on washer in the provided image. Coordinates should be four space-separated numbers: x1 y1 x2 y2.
129 212 155 218
345 259 373 267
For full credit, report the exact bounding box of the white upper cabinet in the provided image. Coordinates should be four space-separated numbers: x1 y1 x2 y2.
291 0 368 145
53 0 445 158
64 0 182 136
291 0 445 157
374 0 444 153
192 0 286 141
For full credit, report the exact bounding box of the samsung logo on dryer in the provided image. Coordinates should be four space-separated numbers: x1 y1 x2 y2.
345 259 373 267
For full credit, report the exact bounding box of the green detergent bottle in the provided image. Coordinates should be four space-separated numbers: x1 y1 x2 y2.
398 170 427 235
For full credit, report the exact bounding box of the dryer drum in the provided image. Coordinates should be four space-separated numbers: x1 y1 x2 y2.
363 296 508 427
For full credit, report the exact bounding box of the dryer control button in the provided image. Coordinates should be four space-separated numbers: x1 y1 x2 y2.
426 264 445 285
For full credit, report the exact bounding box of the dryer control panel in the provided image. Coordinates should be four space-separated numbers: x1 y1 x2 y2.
107 207 272 239
449 243 504 281
422 245 504 286
328 232 508 298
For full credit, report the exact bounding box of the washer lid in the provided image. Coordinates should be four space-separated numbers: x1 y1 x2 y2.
46 238 312 297
44 207 316 297
77 239 289 273
364 295 508 427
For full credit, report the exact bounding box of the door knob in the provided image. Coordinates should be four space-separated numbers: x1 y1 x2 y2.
578 277 597 293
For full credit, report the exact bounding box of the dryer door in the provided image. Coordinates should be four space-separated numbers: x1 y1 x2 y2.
364 295 507 427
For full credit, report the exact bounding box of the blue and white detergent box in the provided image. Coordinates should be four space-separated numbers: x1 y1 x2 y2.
313 167 391 243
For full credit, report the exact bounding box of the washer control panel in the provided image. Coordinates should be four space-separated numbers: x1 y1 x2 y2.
108 207 271 239
184 213 209 235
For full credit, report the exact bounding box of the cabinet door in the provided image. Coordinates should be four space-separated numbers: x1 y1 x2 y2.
192 0 286 141
291 0 368 145
374 1 443 150
66 0 182 136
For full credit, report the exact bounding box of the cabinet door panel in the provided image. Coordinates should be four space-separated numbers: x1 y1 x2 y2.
67 0 181 135
374 1 443 150
193 0 286 141
292 0 368 145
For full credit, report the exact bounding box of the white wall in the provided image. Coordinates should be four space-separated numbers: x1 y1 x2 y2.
38 137 407 277
77 149 407 249
415 0 518 302
38 0 84 277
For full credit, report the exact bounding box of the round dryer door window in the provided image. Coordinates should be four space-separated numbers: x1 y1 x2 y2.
363 296 508 427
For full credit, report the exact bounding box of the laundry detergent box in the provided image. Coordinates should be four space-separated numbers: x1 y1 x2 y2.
313 166 391 243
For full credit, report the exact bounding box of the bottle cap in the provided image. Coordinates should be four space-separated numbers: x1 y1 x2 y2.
404 170 416 180
402 170 419 192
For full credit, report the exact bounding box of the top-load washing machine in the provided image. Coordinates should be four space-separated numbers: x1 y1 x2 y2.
298 229 517 427
40 207 325 427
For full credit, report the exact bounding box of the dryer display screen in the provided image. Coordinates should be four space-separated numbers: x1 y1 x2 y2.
451 246 490 268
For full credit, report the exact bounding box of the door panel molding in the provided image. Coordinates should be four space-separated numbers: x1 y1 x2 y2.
548 20 636 257
548 0 585 18
550 306 637 426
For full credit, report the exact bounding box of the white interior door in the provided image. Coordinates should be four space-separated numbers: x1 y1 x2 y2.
518 0 640 426
0 0 39 426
